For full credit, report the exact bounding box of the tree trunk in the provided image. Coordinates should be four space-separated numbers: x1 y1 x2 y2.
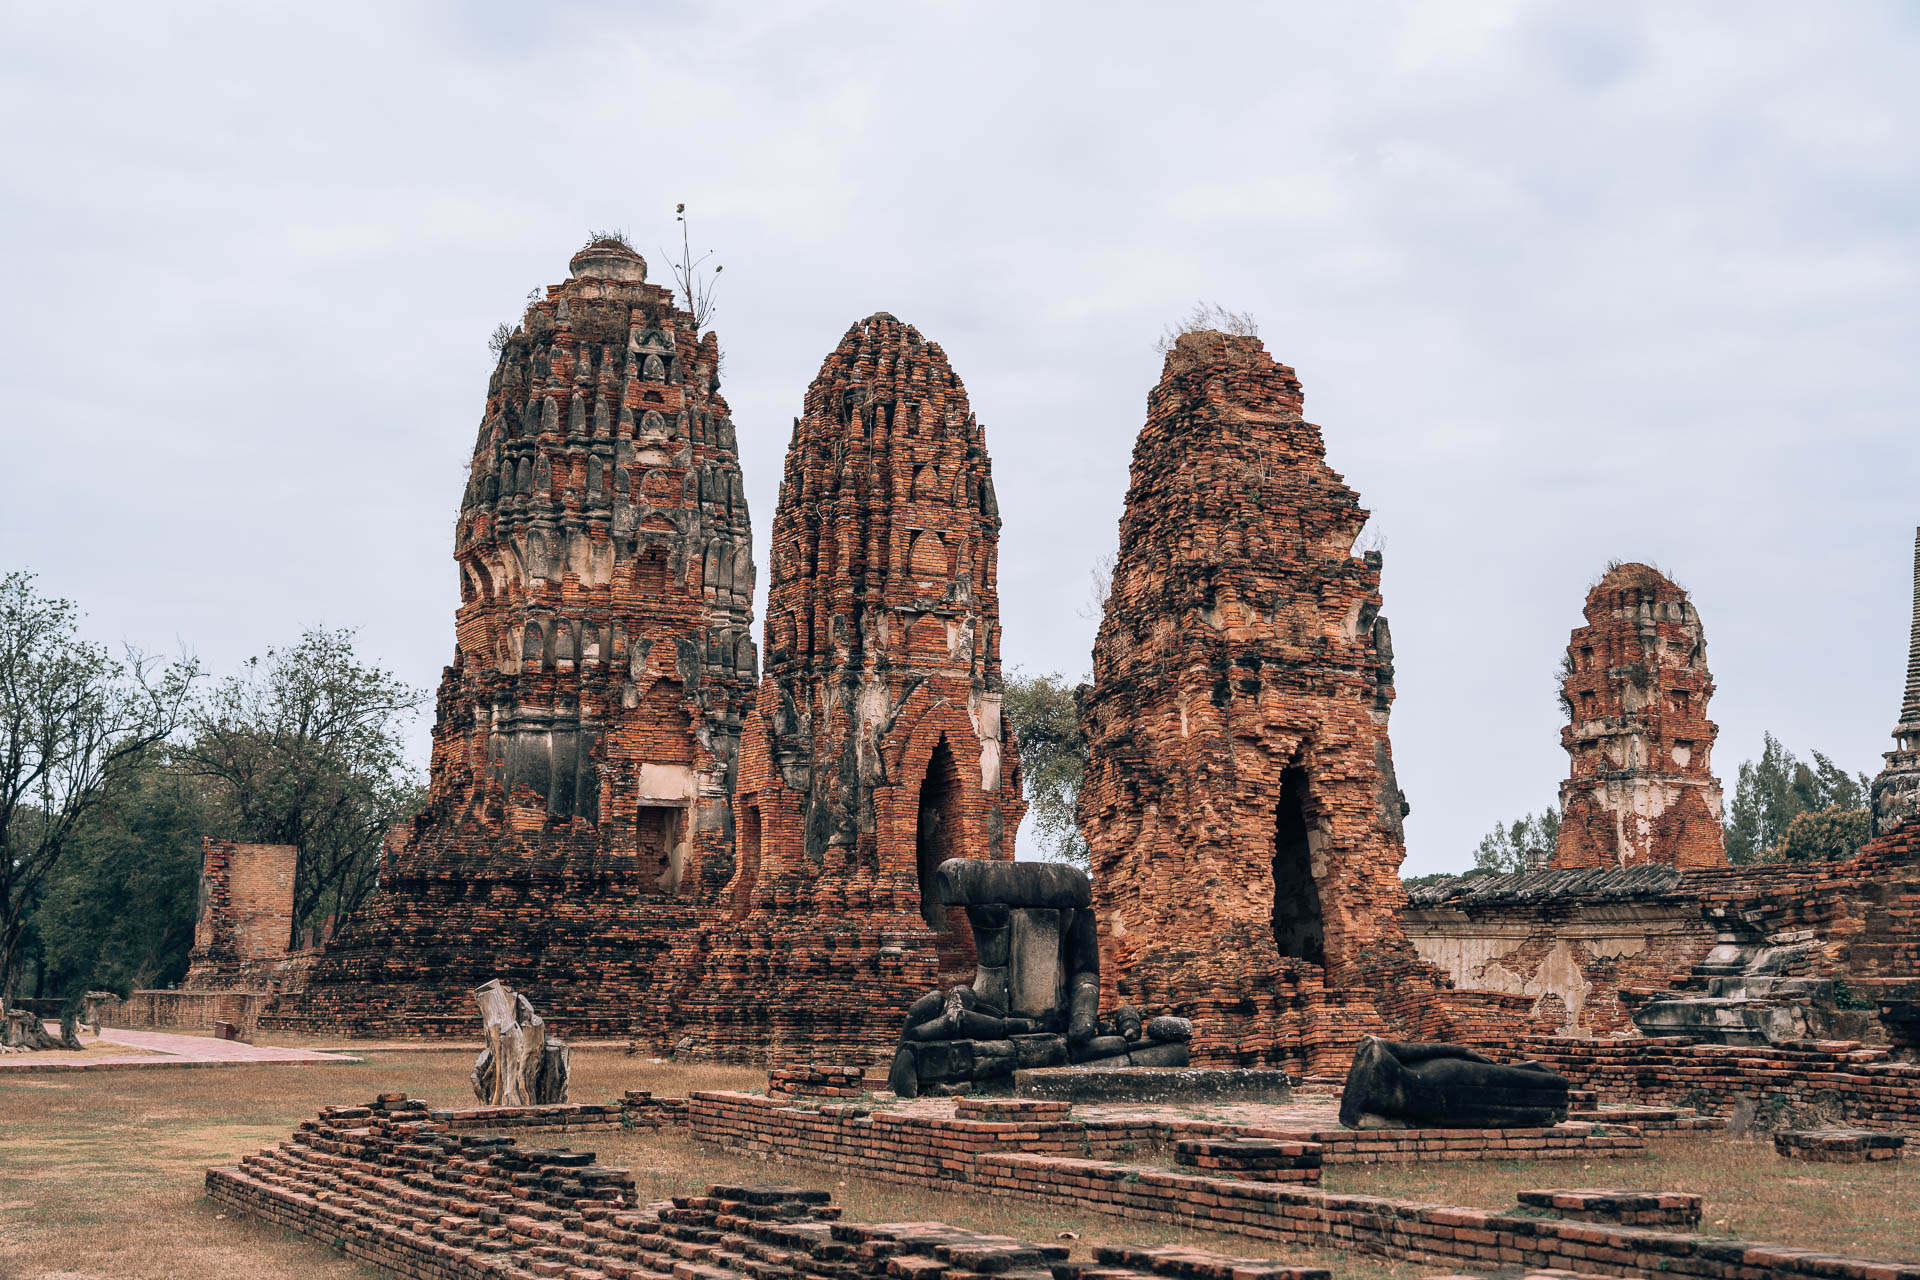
470 979 569 1106
2 1009 61 1051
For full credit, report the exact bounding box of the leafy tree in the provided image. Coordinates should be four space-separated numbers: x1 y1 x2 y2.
1471 807 1561 874
180 627 424 938
1769 805 1874 864
25 753 206 999
1723 733 1871 864
1002 671 1089 867
0 573 197 1008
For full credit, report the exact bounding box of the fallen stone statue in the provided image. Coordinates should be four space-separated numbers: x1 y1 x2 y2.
887 859 1192 1098
1337 1035 1570 1129
470 979 570 1106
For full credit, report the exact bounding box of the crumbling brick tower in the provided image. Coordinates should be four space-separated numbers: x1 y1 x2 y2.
1550 563 1725 870
1078 331 1440 1072
275 238 757 1036
683 313 1025 1064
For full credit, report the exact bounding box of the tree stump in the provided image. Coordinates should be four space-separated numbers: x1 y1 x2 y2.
1 1008 62 1051
470 979 569 1105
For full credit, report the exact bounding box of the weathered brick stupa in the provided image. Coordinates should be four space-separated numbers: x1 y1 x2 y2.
681 313 1025 1064
1870 529 1920 835
272 238 757 1036
1550 563 1724 870
1077 330 1449 1073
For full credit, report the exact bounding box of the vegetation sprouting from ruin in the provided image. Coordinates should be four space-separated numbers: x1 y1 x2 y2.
663 204 723 332
1154 302 1259 355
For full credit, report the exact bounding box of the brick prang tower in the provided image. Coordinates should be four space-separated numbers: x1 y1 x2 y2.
1871 529 1920 835
277 238 757 1036
1551 563 1725 870
684 313 1025 1064
1078 331 1441 1073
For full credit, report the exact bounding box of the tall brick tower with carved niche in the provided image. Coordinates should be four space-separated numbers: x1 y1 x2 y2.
1078 331 1447 1073
683 313 1025 1064
1551 563 1725 870
275 238 757 1036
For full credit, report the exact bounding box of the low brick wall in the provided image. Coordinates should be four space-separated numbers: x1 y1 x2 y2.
209 1093 1920 1280
422 1090 688 1134
1774 1129 1906 1163
1519 1037 1920 1129
687 1091 1648 1186
1514 1188 1702 1227
95 990 266 1035
206 1096 1343 1280
974 1153 1919 1280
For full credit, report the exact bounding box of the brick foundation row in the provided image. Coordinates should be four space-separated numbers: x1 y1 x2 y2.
972 1152 1916 1280
206 1095 1336 1280
1515 1037 1920 1129
424 1091 688 1134
686 1091 1649 1180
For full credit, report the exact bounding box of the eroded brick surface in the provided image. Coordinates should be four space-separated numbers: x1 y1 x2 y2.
274 240 756 1037
1552 564 1725 870
1076 332 1455 1071
681 314 1024 1064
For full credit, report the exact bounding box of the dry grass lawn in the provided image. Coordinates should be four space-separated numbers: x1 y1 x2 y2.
0 1050 1418 1280
4 1053 1913 1280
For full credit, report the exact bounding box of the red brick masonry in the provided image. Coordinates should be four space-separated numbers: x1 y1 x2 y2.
208 1094 1920 1280
1772 1128 1906 1162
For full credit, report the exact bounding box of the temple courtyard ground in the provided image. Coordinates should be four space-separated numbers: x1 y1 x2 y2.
2 1047 1915 1280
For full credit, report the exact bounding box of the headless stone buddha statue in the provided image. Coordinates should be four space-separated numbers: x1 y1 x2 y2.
887 859 1191 1098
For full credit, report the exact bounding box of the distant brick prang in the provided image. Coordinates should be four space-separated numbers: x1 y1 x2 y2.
683 314 1025 1065
183 840 296 989
1552 563 1725 870
1077 332 1456 1072
274 239 757 1037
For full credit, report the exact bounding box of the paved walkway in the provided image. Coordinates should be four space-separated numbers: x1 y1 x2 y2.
0 1024 359 1073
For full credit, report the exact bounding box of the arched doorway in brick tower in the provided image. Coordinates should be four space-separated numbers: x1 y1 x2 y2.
914 735 976 976
1272 764 1327 965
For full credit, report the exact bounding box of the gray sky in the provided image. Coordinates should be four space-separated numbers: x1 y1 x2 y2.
3 2 1916 874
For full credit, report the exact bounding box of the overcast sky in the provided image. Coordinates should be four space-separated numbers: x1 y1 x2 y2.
3 2 1916 874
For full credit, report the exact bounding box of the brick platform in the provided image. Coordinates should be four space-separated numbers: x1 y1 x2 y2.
1173 1138 1322 1184
210 1094 1920 1280
1774 1128 1907 1162
1514 1188 1703 1227
1015 1066 1292 1104
425 1091 688 1134
768 1065 866 1100
1515 1036 1920 1129
207 1096 1342 1280
952 1097 1070 1122
687 1091 1647 1187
